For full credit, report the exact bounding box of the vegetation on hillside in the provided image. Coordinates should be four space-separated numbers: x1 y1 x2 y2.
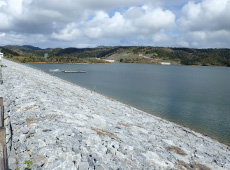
0 47 20 56
1 45 230 66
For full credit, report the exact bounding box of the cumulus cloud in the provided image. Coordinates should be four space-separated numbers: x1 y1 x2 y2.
177 0 230 48
83 6 175 39
0 32 66 48
1 0 229 48
50 5 175 41
187 30 230 48
51 23 81 41
0 13 11 30
179 0 230 31
0 0 6 7
0 0 175 35
152 33 170 43
176 39 189 47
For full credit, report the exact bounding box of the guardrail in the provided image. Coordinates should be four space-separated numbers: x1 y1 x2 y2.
0 97 6 170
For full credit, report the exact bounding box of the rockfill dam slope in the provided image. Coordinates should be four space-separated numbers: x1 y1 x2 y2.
0 59 230 170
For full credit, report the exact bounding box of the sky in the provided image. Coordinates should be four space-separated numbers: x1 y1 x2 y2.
0 0 230 49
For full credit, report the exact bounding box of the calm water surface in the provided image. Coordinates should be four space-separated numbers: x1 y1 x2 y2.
26 63 230 145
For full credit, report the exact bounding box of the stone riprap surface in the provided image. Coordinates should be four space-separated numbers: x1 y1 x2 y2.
0 58 230 170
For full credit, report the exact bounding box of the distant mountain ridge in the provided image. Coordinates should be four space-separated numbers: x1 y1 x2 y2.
1 45 230 66
3 45 42 52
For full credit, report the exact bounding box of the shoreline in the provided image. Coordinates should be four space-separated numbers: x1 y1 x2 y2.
26 62 111 64
6 58 230 67
27 61 230 67
1 58 230 169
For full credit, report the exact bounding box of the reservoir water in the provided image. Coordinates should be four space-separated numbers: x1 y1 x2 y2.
26 63 230 145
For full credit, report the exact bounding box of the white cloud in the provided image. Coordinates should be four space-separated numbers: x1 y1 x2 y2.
176 39 189 47
83 11 130 39
152 33 170 42
207 30 230 40
51 23 81 41
0 13 11 30
0 0 6 7
0 33 27 45
180 0 230 31
0 33 6 37
6 0 23 16
0 0 176 34
83 6 175 39
0 0 229 48
177 0 230 48
0 32 54 48
132 7 175 32
189 31 207 41
188 30 230 47
0 0 177 47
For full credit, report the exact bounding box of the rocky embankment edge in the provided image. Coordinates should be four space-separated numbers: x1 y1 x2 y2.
0 58 230 170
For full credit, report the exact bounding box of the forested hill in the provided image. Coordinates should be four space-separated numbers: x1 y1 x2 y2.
1 45 230 66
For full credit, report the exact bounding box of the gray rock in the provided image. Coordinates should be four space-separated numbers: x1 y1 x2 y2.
21 127 29 134
8 157 16 165
78 162 89 170
95 165 106 170
72 145 80 153
19 134 26 143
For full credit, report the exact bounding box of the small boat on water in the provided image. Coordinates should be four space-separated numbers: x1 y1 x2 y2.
61 70 86 73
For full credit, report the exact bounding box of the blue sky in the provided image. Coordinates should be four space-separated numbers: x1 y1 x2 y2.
0 0 230 48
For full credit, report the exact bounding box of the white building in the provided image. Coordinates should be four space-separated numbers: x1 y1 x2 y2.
0 52 3 59
160 62 171 65
105 60 115 63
